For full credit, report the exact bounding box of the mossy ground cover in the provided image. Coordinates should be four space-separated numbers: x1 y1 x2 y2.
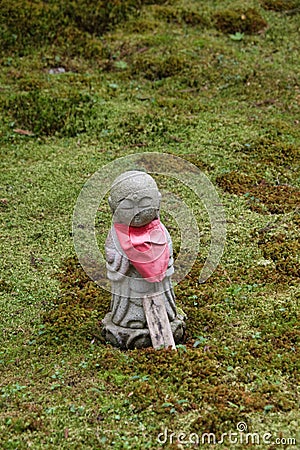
0 0 299 448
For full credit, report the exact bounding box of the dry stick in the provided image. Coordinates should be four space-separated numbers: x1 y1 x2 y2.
143 294 176 350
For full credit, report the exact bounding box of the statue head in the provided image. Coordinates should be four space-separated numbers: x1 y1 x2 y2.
109 170 161 227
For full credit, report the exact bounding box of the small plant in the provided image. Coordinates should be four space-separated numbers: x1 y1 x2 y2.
229 32 244 41
193 336 207 347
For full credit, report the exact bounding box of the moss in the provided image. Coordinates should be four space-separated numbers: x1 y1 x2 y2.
65 0 140 35
257 220 300 278
216 171 300 214
42 257 110 341
43 303 102 340
152 5 208 27
251 184 299 214
231 136 299 186
1 0 299 445
131 52 190 80
216 171 257 195
0 0 142 57
251 213 300 284
213 8 268 34
183 154 212 171
230 263 280 285
125 17 162 33
53 26 108 59
106 340 298 425
260 0 300 11
140 0 170 4
6 416 45 433
241 137 300 167
4 91 97 137
0 279 13 293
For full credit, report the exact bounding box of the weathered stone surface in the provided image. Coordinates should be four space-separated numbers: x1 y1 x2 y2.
102 312 185 350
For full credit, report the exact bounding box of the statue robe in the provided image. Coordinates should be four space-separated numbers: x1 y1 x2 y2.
105 222 177 329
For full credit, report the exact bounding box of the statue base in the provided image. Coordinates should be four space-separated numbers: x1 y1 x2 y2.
101 312 185 350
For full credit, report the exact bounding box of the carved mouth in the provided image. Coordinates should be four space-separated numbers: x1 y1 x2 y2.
131 213 148 227
131 209 156 226
131 215 142 224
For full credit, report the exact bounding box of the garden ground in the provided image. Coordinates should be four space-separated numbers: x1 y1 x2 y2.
0 1 299 448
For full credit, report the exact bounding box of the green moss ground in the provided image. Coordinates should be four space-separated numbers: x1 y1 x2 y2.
0 0 299 448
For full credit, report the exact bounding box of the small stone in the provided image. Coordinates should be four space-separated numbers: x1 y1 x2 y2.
48 67 66 75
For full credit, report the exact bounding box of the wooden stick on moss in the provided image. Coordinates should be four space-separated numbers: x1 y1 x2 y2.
143 294 176 350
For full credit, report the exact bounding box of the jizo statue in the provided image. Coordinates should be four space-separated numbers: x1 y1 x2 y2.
101 170 185 349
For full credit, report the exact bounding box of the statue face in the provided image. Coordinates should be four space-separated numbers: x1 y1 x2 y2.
113 188 160 227
109 171 161 227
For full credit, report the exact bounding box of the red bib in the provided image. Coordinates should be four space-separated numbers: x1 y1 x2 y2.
114 219 169 282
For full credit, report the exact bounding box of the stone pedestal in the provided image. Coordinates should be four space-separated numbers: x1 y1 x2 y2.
102 312 185 350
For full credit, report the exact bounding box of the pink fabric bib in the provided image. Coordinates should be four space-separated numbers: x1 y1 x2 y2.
114 219 169 282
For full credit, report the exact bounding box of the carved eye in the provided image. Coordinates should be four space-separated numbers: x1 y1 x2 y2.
138 196 152 209
119 199 134 210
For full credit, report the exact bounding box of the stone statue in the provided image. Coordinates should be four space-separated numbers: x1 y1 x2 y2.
101 170 185 349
